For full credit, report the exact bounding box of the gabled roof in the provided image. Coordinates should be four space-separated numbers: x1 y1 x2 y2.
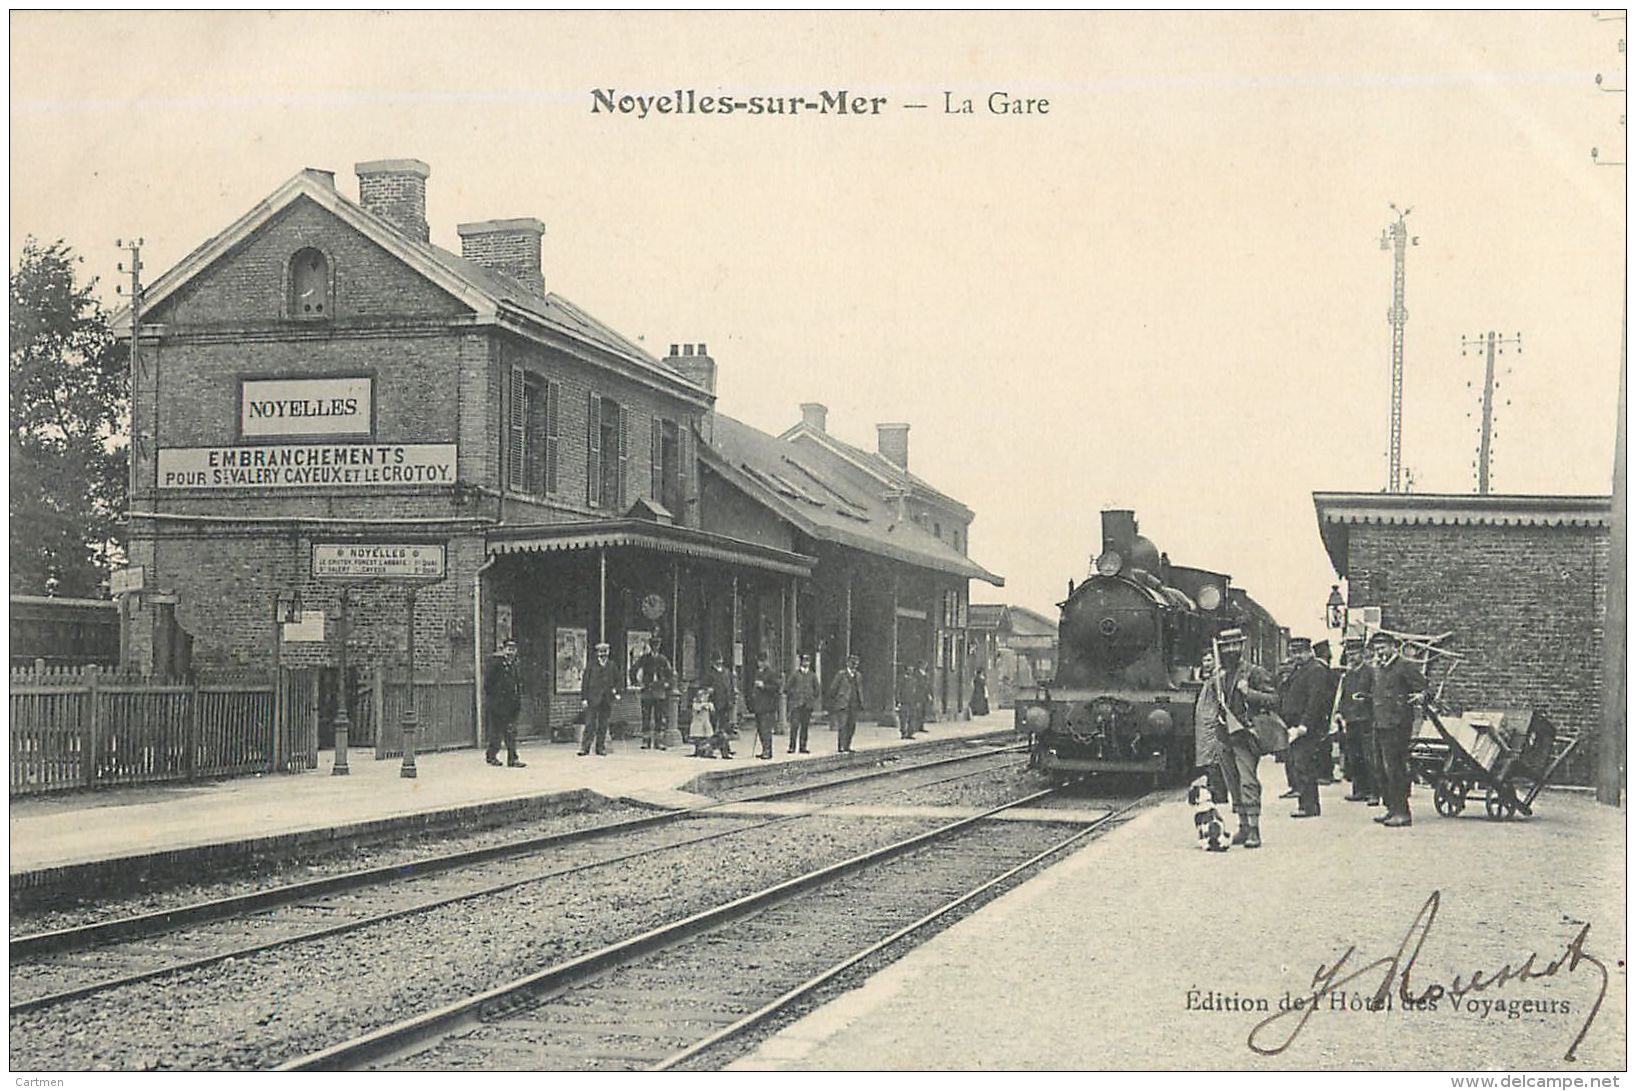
704 413 1003 586
968 603 1008 631
1006 605 1057 637
113 168 708 405
781 422 973 519
1313 491 1612 577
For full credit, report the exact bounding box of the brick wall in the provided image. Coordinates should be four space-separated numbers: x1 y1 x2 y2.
149 198 463 326
1344 521 1608 784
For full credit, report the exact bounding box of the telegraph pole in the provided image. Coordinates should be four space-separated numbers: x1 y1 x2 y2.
1379 206 1418 493
114 239 145 671
1459 330 1522 495
1590 9 1624 805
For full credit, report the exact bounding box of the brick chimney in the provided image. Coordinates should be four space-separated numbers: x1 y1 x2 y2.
458 218 545 296
663 342 716 395
876 422 910 469
355 159 430 242
800 403 828 433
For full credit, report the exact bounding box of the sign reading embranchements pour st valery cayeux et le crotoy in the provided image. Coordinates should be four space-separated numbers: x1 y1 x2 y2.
157 376 456 489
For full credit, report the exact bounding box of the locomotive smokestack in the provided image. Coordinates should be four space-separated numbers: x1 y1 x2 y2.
1101 510 1138 557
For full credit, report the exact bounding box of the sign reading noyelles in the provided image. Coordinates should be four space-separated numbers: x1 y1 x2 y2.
157 443 456 489
313 543 447 580
241 377 372 439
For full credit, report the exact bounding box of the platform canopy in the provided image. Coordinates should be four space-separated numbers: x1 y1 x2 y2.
487 518 815 578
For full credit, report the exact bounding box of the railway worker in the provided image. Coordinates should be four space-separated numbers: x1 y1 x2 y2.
483 639 526 768
1210 627 1280 849
633 636 675 751
749 650 782 760
896 662 929 740
1338 636 1380 805
1369 631 1428 828
1192 650 1229 805
703 652 738 740
827 653 865 754
1280 637 1333 819
578 642 622 757
785 653 820 754
1311 639 1341 784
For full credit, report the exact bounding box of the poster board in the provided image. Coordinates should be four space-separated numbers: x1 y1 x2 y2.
554 626 587 695
625 629 652 689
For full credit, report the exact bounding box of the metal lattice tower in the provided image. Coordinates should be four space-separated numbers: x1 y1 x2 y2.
1379 206 1417 493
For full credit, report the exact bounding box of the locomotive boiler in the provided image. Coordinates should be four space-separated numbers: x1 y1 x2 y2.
1014 510 1278 782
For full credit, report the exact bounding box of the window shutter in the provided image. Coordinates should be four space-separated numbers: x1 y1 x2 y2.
651 416 664 501
618 404 631 511
508 365 527 493
546 379 561 494
587 392 602 507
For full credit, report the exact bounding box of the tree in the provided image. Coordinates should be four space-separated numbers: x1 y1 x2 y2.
9 237 128 598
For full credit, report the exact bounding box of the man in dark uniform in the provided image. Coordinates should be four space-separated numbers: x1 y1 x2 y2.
1210 628 1280 849
633 636 674 750
1274 652 1301 799
1311 639 1340 784
749 649 782 759
1281 636 1333 819
703 652 737 740
483 639 526 768
578 641 621 756
896 663 919 740
1370 631 1428 827
1338 636 1379 805
827 653 864 753
785 653 820 754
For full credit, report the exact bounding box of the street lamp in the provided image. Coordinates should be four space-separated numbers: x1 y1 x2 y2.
1325 585 1346 631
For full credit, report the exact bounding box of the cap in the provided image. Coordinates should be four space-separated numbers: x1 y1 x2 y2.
1287 636 1312 652
846 653 861 663
1312 639 1332 657
1216 628 1246 646
1367 631 1396 648
595 641 611 651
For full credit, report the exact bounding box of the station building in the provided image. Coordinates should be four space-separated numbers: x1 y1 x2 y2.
117 159 998 744
966 604 1058 709
1313 491 1611 783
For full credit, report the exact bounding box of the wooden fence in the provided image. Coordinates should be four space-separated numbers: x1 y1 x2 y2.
10 665 318 796
370 669 477 760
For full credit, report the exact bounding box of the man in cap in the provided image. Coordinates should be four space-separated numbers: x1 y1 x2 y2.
826 653 865 754
578 641 621 756
785 653 820 754
483 639 527 768
1369 631 1428 827
1311 639 1341 784
633 636 674 750
1280 636 1334 819
1338 636 1380 805
749 649 783 759
703 651 737 740
1207 627 1280 848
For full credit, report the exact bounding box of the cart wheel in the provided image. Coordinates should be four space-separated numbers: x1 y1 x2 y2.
1434 780 1458 817
1449 780 1468 815
1484 789 1518 821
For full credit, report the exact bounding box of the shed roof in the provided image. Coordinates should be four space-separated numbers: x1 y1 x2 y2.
1312 491 1613 577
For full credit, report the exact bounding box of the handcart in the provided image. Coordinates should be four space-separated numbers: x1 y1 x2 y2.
1409 704 1582 820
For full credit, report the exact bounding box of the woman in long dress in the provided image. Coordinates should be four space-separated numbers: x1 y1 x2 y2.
969 668 990 717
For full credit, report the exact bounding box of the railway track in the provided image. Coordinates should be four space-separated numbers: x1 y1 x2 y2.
279 786 1149 1071
9 743 1027 1016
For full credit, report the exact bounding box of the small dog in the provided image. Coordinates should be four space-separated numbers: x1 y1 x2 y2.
1187 775 1230 852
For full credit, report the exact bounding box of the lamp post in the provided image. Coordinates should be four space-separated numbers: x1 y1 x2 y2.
400 585 419 779
1325 585 1346 632
332 586 351 776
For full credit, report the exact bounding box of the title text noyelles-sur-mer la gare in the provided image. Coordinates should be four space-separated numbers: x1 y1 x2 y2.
590 89 1050 117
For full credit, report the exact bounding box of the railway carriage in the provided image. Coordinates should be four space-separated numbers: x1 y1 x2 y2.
1014 510 1280 781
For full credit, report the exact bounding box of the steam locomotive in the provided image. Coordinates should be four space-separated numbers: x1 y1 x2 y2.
1014 510 1280 781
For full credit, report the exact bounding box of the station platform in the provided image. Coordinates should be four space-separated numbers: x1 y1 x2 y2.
731 780 1628 1072
8 711 1018 900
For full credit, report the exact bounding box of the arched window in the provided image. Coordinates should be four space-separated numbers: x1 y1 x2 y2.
290 248 331 318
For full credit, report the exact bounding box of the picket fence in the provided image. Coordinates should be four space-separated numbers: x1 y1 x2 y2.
9 665 319 795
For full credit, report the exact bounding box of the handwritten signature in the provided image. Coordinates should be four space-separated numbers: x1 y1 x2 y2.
1247 891 1610 1062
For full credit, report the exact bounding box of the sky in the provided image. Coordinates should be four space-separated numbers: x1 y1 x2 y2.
10 10 1626 633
